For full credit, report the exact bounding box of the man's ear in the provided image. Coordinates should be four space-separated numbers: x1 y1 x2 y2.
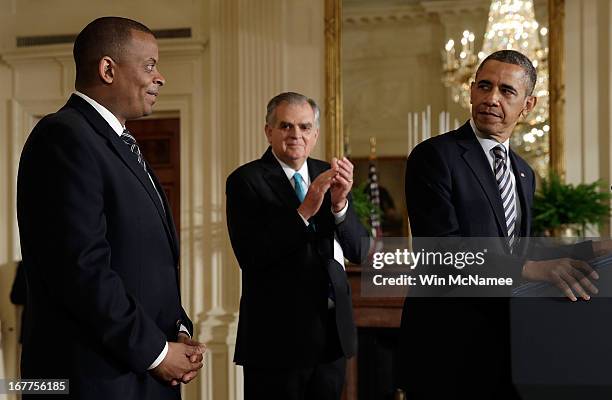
264 124 273 143
469 81 475 105
523 95 537 116
98 56 115 84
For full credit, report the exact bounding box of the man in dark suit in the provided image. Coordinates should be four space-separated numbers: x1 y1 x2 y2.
17 17 203 399
226 92 368 400
397 50 600 398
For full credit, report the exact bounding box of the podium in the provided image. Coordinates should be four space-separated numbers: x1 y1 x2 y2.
511 254 612 399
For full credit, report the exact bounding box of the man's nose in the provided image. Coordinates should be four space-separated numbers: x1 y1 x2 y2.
484 88 500 105
288 126 302 138
154 70 165 87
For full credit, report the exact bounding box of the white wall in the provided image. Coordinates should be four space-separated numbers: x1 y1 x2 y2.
564 0 612 234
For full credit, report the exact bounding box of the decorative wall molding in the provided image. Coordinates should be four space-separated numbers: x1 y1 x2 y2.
420 0 489 15
16 28 192 47
549 0 565 177
344 5 432 25
199 1 241 399
2 39 206 63
237 0 284 164
343 0 489 26
325 0 343 159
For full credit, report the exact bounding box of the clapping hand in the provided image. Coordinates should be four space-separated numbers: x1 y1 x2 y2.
330 157 354 212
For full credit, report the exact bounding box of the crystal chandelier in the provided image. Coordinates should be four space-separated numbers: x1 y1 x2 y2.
442 0 550 176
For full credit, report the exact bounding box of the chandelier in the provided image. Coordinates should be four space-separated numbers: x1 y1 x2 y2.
441 0 550 176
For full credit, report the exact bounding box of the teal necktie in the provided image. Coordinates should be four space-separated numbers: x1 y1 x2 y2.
293 172 306 202
294 172 314 230
294 172 333 304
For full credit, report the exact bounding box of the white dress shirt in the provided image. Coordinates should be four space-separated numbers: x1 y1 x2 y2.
73 91 188 370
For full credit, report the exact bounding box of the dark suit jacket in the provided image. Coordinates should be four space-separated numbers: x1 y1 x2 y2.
406 121 534 241
226 147 368 368
398 122 535 394
17 95 192 400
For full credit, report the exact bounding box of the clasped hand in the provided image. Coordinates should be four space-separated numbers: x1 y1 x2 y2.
297 157 354 220
151 333 206 386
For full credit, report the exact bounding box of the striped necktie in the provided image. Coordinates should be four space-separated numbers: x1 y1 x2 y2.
493 145 516 250
121 129 147 172
121 128 165 215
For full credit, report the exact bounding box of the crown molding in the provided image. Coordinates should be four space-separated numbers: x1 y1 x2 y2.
1 38 207 66
343 0 489 25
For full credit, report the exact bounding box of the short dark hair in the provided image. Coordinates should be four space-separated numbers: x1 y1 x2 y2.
475 50 537 96
265 92 320 128
73 17 154 86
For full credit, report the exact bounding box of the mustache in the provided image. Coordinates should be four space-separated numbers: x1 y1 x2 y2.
478 109 501 118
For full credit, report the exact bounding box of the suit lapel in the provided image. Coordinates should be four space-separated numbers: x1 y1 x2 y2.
307 158 326 182
261 147 302 209
108 128 169 225
67 95 177 256
457 122 508 236
148 168 180 261
260 147 331 213
509 151 532 236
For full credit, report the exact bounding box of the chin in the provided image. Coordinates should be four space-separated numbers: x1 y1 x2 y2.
475 120 496 130
284 148 303 156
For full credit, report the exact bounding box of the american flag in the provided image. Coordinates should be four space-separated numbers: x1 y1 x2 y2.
368 141 383 239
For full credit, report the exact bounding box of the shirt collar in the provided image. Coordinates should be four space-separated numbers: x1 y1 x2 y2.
271 150 310 185
74 91 124 137
470 118 510 156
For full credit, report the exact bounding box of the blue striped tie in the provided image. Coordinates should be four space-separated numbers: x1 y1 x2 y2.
121 129 147 172
121 128 165 215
